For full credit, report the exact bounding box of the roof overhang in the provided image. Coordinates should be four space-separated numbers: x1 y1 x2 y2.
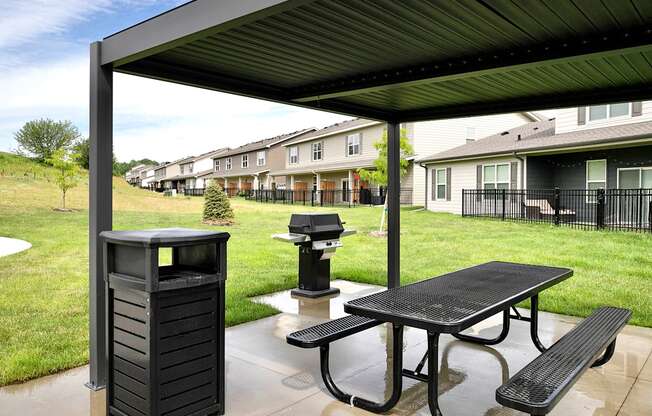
282 121 381 146
99 0 652 123
421 136 652 164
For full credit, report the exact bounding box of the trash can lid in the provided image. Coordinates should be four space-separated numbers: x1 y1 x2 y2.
100 228 230 246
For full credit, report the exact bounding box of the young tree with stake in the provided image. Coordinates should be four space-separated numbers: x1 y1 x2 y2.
358 128 413 233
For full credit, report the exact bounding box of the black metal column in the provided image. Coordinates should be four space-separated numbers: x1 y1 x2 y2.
88 41 113 390
387 122 400 288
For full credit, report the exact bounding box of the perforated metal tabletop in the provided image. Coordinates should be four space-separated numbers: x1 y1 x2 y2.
344 262 572 333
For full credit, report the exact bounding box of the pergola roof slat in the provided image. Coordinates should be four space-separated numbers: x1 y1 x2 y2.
102 0 652 122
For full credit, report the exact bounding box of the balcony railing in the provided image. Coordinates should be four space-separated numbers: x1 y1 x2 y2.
462 188 652 232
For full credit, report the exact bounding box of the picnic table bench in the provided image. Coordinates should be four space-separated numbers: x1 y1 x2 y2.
287 262 630 415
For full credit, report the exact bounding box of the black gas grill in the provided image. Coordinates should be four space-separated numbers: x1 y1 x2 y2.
274 213 355 298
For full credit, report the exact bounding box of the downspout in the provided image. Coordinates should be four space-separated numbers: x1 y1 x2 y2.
513 152 525 189
419 161 428 210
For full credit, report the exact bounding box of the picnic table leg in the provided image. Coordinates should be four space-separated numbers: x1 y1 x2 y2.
427 331 443 416
451 309 510 345
319 324 404 413
529 295 547 353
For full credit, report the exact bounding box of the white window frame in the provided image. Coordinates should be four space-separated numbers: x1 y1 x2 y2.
256 151 266 166
312 141 323 161
214 159 220 171
586 103 631 123
482 163 510 190
616 167 652 188
241 154 248 169
435 168 447 201
346 133 361 156
586 159 607 203
226 157 232 170
288 146 299 164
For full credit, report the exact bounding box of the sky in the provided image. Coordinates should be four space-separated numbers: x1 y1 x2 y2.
0 1 560 164
0 0 350 163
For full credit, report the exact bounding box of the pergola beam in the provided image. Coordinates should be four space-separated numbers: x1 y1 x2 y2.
289 27 652 103
115 59 393 121
101 0 309 67
88 41 113 390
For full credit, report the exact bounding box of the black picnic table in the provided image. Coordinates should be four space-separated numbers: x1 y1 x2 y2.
341 261 573 415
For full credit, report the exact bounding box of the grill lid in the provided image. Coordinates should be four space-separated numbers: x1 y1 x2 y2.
288 213 344 238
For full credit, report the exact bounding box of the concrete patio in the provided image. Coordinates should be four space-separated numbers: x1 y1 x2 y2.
1 280 650 416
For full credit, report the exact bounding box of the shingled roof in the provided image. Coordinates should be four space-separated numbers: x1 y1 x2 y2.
420 119 652 163
216 128 315 158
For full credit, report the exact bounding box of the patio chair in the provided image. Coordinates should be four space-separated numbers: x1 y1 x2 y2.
523 199 576 222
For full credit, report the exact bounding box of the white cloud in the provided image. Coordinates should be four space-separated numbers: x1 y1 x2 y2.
0 53 349 161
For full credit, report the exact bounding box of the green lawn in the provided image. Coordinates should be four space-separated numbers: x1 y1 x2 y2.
0 152 651 386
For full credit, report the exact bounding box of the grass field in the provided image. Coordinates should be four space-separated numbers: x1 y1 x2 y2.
1 151 651 386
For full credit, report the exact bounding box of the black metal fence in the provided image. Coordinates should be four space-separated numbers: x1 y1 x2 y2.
245 188 413 207
462 188 652 232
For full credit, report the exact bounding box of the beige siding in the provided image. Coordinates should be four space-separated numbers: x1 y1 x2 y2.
555 101 651 134
426 156 522 214
410 113 529 205
284 124 384 169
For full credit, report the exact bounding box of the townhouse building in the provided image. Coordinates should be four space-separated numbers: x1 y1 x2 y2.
420 101 652 215
209 129 315 195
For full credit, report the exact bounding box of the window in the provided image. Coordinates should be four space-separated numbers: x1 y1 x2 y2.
586 159 607 202
256 151 265 166
226 157 232 170
435 169 446 200
587 103 630 122
289 146 299 164
241 154 248 169
483 163 510 190
346 133 361 156
180 165 185 174
214 159 220 171
312 142 323 161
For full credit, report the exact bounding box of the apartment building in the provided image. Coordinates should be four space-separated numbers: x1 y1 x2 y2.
209 129 314 194
420 101 652 214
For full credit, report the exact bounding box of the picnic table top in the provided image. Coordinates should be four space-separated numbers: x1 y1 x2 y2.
344 261 572 333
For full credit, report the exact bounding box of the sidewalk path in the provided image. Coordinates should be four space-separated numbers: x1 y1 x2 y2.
0 237 31 257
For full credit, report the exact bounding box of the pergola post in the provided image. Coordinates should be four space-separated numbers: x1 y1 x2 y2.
387 122 400 288
88 41 113 390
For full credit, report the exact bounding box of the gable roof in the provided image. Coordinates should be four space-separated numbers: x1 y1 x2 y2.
420 119 652 163
215 128 315 159
282 118 382 147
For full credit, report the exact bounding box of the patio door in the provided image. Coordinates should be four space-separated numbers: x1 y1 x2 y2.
342 179 349 202
617 168 652 226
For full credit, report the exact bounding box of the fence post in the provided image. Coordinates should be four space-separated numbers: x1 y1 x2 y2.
596 188 605 229
462 190 466 217
501 189 506 220
554 187 561 225
649 200 652 233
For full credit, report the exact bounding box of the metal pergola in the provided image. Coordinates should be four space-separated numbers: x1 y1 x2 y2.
89 0 652 389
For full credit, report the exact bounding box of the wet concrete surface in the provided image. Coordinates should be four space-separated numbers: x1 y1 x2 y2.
1 280 650 416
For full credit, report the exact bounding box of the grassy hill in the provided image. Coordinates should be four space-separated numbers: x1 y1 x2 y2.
1 151 651 387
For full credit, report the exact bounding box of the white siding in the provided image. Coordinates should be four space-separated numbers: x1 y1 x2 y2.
410 113 530 205
194 155 214 173
426 156 522 214
555 101 651 134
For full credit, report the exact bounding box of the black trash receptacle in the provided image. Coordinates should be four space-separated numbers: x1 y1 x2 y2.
100 228 229 416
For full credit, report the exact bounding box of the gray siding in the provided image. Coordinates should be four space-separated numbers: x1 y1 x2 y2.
527 145 652 189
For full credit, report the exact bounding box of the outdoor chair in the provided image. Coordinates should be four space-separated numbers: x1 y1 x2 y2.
523 199 576 222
